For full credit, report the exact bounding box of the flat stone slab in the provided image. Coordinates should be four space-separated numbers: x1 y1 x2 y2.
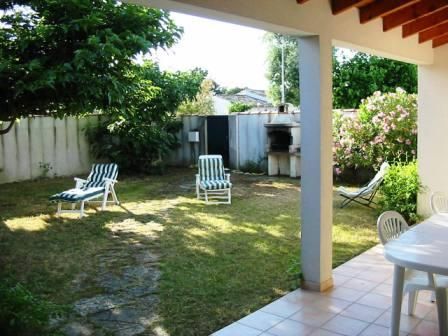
90 295 159 336
98 265 160 295
62 322 95 336
74 295 130 317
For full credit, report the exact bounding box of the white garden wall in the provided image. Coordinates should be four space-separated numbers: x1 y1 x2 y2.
0 115 99 184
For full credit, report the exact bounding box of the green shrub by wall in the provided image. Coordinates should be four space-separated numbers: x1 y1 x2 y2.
379 161 422 223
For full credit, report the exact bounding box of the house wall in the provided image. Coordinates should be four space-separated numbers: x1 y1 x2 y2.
418 45 448 217
0 115 98 184
212 96 230 115
131 0 433 65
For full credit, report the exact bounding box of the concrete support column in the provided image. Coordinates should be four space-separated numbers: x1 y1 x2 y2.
417 46 448 217
298 35 333 291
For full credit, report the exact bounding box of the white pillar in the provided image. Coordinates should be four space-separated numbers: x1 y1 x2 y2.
298 35 333 291
418 45 448 217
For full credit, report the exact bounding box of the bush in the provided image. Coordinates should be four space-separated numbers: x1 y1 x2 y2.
87 118 182 174
379 161 422 223
334 89 417 175
87 62 206 174
0 281 65 335
229 101 254 113
239 158 266 174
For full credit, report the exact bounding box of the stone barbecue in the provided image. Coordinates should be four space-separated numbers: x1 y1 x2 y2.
265 108 301 178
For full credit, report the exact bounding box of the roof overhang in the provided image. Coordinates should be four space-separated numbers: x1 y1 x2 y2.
128 0 435 64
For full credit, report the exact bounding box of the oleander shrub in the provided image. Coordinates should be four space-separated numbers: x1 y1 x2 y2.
333 89 417 176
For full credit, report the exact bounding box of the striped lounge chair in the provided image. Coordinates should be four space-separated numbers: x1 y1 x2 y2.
196 155 232 204
49 163 120 218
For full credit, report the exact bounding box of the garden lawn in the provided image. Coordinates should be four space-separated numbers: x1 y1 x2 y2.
0 168 379 336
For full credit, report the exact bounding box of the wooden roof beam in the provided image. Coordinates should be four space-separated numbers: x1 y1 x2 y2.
331 0 369 15
419 21 448 43
433 32 448 47
296 0 310 3
383 0 448 32
360 0 420 24
402 6 448 37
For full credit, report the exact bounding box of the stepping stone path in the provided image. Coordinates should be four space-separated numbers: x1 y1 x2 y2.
59 218 167 336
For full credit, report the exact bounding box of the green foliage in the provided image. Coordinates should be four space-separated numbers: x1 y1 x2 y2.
0 280 66 335
379 161 422 223
87 62 206 173
177 79 216 115
239 157 266 174
38 162 53 178
334 89 417 173
223 87 244 95
264 36 418 109
265 33 299 106
333 52 417 108
0 0 181 128
229 101 254 113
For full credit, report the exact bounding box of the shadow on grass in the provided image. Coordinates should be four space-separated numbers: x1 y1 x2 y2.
0 168 380 336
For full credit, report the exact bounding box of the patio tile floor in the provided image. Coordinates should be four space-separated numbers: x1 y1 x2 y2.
212 245 439 336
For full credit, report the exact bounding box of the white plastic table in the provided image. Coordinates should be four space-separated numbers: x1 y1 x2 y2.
384 214 448 336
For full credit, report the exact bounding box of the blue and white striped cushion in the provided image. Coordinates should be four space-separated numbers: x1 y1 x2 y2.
49 187 105 202
83 163 119 189
198 155 225 181
200 180 232 190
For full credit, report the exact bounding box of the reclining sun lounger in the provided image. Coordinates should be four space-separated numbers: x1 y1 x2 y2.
338 162 389 208
50 163 119 218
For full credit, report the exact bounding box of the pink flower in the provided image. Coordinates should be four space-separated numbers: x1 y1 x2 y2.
405 139 412 145
335 167 342 175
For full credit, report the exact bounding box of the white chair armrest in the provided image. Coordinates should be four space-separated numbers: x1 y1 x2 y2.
226 173 231 182
104 178 118 185
74 177 88 189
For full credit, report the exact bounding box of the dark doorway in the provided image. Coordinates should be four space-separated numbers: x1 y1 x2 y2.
207 116 229 166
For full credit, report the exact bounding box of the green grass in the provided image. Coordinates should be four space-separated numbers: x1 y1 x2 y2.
0 168 379 335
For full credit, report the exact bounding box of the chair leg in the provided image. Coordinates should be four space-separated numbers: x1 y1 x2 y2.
80 201 85 218
71 203 76 210
228 189 231 204
57 202 62 215
205 190 209 204
408 290 419 315
436 287 448 336
102 191 108 210
110 185 120 205
340 197 353 208
431 291 436 302
196 183 200 199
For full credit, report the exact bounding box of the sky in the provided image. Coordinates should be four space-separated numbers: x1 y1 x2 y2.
150 12 270 91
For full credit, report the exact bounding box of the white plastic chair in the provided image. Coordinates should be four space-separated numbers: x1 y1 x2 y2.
430 192 448 215
377 211 448 315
